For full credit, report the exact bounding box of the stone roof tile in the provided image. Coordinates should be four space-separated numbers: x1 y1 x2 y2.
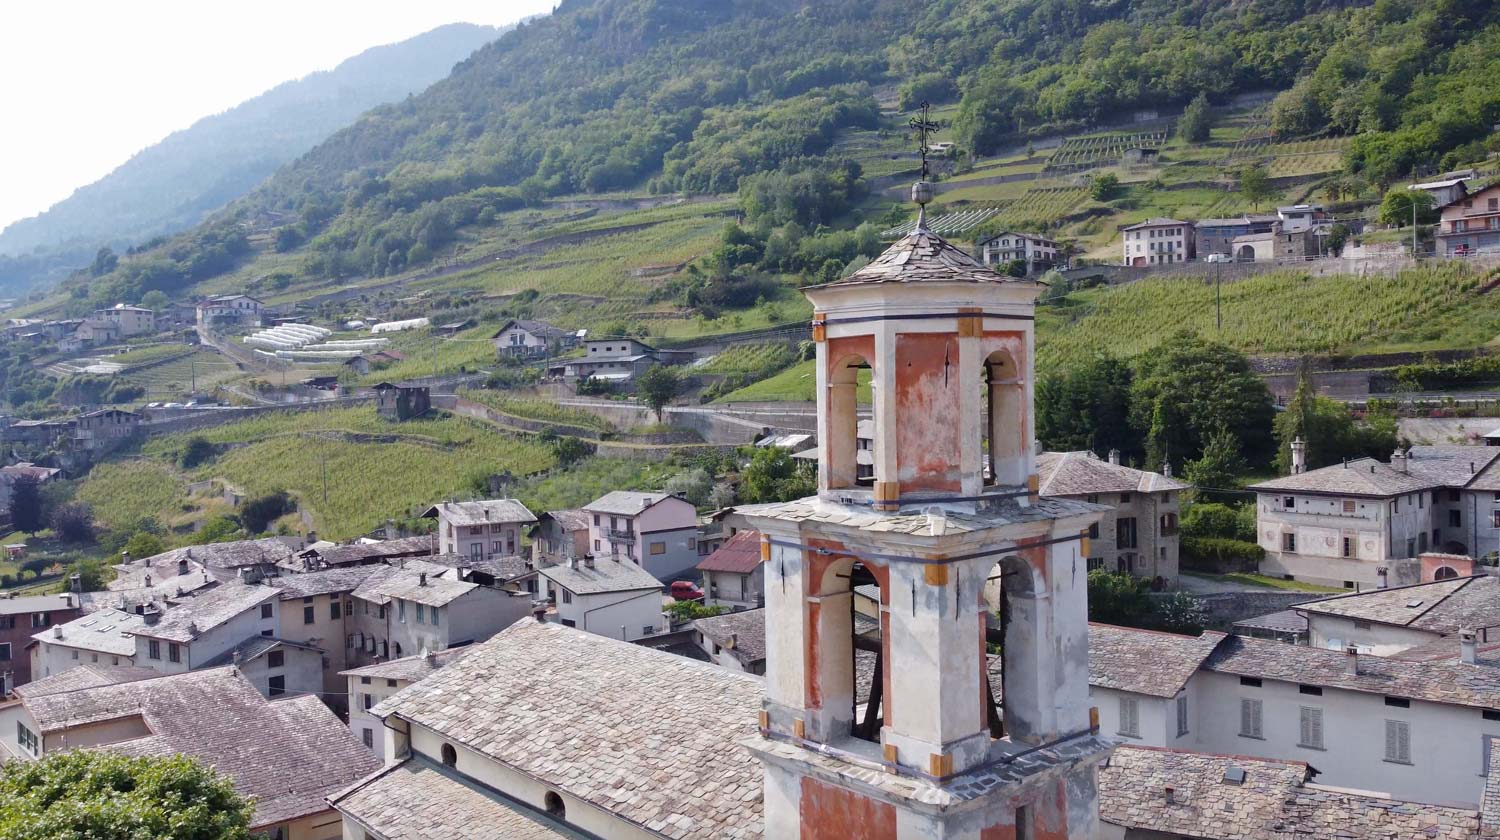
1298 575 1500 633
825 228 1023 287
331 758 578 839
1035 451 1189 497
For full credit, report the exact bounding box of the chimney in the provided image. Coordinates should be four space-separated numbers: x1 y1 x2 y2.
583 555 594 569
1391 448 1408 474
58 593 72 608
144 573 152 588
232 648 242 667
532 606 547 622
177 559 189 576
1461 629 1478 665
1291 436 1307 475
568 557 578 570
1108 449 1121 465
1376 566 1389 589
1345 644 1359 675
1161 460 1172 478
187 621 198 637
52 625 62 639
729 632 738 650
419 572 428 587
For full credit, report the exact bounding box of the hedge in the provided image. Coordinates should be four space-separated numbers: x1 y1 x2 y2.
1181 536 1264 570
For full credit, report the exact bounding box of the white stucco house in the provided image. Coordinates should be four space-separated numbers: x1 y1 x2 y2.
342 647 472 760
526 556 664 642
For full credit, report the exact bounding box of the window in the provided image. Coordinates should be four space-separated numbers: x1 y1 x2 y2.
416 604 425 624
1299 684 1323 696
260 603 273 619
1418 532 1428 553
593 514 600 526
16 721 37 754
688 538 697 550
267 650 284 668
1116 517 1138 550
1088 522 1099 540
492 541 503 554
1176 695 1189 737
1450 489 1462 503
1385 720 1411 764
1240 698 1264 738
1493 510 1500 530
1283 496 1296 509
362 693 373 711
1087 557 1104 571
1342 500 1356 514
148 640 161 660
561 590 573 605
649 541 666 556
1407 538 1416 557
1385 696 1410 708
1119 493 1131 503
431 608 439 627
362 728 374 749
360 676 371 685
1341 538 1353 558
545 792 566 819
168 643 180 664
1240 676 1262 688
1117 697 1140 737
387 679 397 688
1299 707 1324 749
1451 510 1462 528
398 601 406 623
0 643 9 661
268 675 285 697
330 601 341 620
441 743 458 767
1282 532 1297 552
303 606 315 625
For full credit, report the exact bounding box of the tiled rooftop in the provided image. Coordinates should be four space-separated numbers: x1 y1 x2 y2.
696 529 762 574
200 636 323 669
735 493 1103 537
424 499 537 527
1298 575 1500 633
35 608 147 655
0 592 80 615
354 565 478 608
1250 446 1500 497
694 608 767 667
1088 624 1227 698
271 565 382 599
331 758 578 840
13 664 160 698
1036 450 1189 496
349 560 465 606
339 646 473 682
536 557 663 595
583 490 672 516
1205 633 1500 709
824 227 1023 287
292 535 437 568
1100 745 1480 840
138 536 300 570
540 509 591 532
370 620 764 840
136 581 278 643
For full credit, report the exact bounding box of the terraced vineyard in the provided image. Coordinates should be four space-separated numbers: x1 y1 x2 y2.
1046 129 1169 171
459 390 614 432
882 207 1004 238
697 343 799 378
991 187 1090 226
122 349 239 394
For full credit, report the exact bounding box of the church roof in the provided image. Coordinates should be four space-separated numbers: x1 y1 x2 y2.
825 228 1024 287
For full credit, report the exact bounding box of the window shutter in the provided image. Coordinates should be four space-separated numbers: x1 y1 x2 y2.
1300 709 1311 746
1310 709 1322 748
1398 722 1410 762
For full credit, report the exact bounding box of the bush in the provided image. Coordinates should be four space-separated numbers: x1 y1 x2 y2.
897 73 958 111
239 490 296 535
180 436 214 469
1181 503 1255 542
1152 591 1207 635
51 502 95 544
1181 536 1264 570
667 600 727 622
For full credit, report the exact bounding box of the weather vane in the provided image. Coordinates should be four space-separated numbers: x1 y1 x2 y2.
909 101 942 181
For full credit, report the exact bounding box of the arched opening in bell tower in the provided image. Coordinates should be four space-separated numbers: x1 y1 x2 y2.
848 561 885 744
983 349 1025 487
991 553 1047 745
827 354 876 490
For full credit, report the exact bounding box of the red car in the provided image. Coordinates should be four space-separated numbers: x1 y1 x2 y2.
669 581 704 601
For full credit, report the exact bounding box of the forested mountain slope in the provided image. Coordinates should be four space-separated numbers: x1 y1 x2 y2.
0 22 506 295
36 0 1500 312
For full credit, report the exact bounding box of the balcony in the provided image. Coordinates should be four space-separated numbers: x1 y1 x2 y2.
607 529 636 543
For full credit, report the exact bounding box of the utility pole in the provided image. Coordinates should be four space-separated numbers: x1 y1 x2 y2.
321 453 328 509
1412 198 1419 259
1215 259 1222 331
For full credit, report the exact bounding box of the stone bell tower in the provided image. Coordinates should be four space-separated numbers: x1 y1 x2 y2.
738 182 1111 840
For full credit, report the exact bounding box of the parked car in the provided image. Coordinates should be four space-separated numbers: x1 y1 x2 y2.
1204 253 1232 263
669 581 704 602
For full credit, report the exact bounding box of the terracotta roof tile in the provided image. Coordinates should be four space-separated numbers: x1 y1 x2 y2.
696 529 762 574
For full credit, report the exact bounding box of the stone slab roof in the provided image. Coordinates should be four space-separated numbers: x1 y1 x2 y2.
108 555 215 601
1232 609 1309 635
696 529 762 574
81 670 380 829
136 581 279 643
139 537 300 570
694 608 767 667
13 664 160 698
370 620 764 840
1297 575 1500 633
825 227 1022 287
424 499 537 527
355 566 478 608
0 593 79 615
200 636 323 669
735 494 1104 538
439 554 533 582
35 608 147 655
1088 624 1227 698
350 561 466 606
1205 633 1500 709
1251 446 1500 497
295 535 437 568
272 565 382 599
340 646 473 682
1035 451 1189 497
535 558 663 595
540 509 591 532
1121 217 1189 230
332 758 579 840
1099 745 1480 840
583 490 671 516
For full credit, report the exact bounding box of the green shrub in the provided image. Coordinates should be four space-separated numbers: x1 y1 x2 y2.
1181 536 1263 569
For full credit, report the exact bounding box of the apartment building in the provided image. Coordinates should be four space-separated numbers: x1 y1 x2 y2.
423 499 537 563
582 490 699 581
1121 218 1196 265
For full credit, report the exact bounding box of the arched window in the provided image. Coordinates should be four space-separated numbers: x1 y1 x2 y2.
827 354 874 490
441 743 457 766
544 792 566 819
983 350 1025 487
1434 566 1459 581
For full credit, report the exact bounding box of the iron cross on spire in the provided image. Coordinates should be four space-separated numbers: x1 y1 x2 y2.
909 101 942 181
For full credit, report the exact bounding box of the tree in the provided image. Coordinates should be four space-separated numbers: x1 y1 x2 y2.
1378 188 1437 226
1036 353 1135 460
139 289 170 312
1090 173 1120 201
74 557 109 591
1179 92 1212 143
1183 426 1248 491
739 446 817 504
194 516 244 545
664 468 716 507
124 531 166 560
708 481 737 509
1000 258 1028 278
1237 164 1273 210
7 473 44 533
1324 222 1350 256
1273 370 1397 474
239 490 295 535
1086 569 1153 626
51 502 95 544
0 751 253 840
637 364 683 422
20 556 49 581
1129 332 1276 470
180 436 214 469
553 436 594 467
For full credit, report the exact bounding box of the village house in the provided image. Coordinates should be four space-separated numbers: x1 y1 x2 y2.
197 293 264 328
273 566 383 711
0 462 60 514
372 382 430 420
71 408 140 451
1194 215 1279 257
1230 226 1320 263
550 336 693 383
90 303 155 337
1276 203 1327 233
423 498 536 562
286 534 437 572
1410 173 1474 209
526 555 664 641
1121 217 1196 265
0 593 80 692
695 527 764 610
1293 574 1500 655
79 551 217 612
491 318 575 358
70 319 119 348
348 562 532 666
342 647 472 760
30 608 148 681
341 349 405 376
975 229 1059 273
1098 745 1485 840
582 490 700 581
528 508 591 566
1036 450 1186 585
1438 180 1500 256
140 536 302 584
199 635 324 700
0 666 378 840
692 607 766 674
1250 445 1500 587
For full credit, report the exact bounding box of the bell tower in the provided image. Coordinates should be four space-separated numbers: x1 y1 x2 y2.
738 180 1112 840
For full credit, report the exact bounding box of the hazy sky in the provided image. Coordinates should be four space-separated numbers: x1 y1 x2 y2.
0 1 556 230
